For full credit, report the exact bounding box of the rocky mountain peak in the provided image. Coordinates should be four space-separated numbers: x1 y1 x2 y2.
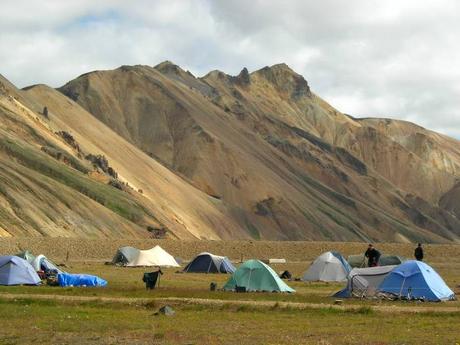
234 67 250 86
254 63 311 99
154 60 184 74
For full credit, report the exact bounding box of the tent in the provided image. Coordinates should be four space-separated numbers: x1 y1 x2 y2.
334 265 396 298
302 251 351 282
380 255 406 266
347 254 406 268
112 246 140 265
15 250 36 263
31 254 63 274
15 251 63 274
58 273 107 287
183 252 236 273
378 260 455 301
0 256 41 285
126 245 179 267
223 259 295 293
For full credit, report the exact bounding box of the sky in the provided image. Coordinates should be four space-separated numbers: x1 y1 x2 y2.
1 0 459 138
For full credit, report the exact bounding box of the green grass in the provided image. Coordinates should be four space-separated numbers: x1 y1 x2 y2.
0 296 459 345
0 256 459 344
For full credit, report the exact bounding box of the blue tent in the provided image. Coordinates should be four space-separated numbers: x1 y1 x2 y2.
183 252 236 273
0 256 41 286
378 260 455 301
58 273 107 287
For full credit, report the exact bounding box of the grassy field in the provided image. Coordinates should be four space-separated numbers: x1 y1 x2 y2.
0 241 460 344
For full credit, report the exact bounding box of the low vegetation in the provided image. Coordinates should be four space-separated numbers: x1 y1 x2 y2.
0 241 459 344
0 136 153 224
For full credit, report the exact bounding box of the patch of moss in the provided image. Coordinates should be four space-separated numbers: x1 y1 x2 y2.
0 137 150 224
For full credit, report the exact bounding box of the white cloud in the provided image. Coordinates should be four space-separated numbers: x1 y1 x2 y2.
1 0 459 137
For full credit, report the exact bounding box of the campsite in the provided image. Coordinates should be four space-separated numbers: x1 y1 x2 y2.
0 239 459 344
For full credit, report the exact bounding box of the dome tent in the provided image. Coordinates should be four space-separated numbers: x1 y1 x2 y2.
223 259 295 293
347 254 406 268
15 251 63 274
0 256 41 286
378 260 455 301
32 254 63 274
302 251 352 282
112 246 140 266
184 252 236 273
380 255 406 266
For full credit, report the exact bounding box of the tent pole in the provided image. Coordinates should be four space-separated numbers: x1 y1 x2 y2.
207 258 213 273
157 266 161 288
399 277 406 298
247 269 253 291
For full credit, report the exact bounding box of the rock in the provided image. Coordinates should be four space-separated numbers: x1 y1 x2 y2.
155 305 175 316
235 67 250 86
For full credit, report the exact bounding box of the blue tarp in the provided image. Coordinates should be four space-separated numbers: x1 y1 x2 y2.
0 256 41 285
378 260 455 301
58 273 107 287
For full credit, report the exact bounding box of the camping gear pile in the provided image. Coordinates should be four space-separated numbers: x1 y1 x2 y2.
0 251 106 288
58 273 107 287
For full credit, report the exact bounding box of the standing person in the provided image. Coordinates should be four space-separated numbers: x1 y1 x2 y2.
414 243 424 261
364 244 381 267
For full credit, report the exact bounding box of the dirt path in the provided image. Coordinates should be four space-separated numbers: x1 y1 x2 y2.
1 293 459 314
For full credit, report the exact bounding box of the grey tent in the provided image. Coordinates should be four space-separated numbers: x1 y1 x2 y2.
112 246 140 265
334 265 396 298
348 254 406 268
302 251 352 282
15 250 36 264
183 252 236 273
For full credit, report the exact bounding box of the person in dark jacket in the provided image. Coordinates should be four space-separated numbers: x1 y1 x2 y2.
143 268 163 289
364 244 381 267
414 243 424 261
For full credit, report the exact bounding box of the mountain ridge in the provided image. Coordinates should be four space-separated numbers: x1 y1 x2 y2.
1 62 459 242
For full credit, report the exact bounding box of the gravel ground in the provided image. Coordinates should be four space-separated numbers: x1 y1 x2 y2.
1 237 459 263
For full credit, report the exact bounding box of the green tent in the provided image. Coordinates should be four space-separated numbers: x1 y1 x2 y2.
347 254 406 268
223 259 295 293
15 250 36 264
379 255 406 266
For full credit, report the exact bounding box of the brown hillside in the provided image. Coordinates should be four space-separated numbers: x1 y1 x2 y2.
53 63 460 242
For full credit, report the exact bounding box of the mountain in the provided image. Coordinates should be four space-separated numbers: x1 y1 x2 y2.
1 62 459 242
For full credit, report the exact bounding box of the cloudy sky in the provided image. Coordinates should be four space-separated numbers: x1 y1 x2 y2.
1 0 459 137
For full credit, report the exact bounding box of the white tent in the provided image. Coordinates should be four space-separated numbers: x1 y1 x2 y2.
302 251 351 282
125 245 179 267
31 254 63 273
